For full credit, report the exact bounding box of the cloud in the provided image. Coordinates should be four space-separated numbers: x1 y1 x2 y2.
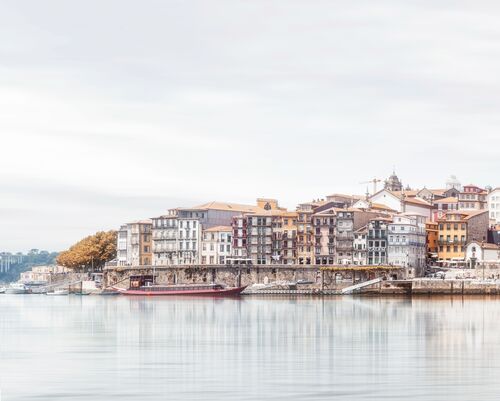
1 0 500 250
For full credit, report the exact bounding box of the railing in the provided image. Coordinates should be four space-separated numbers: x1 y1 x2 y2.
438 239 466 245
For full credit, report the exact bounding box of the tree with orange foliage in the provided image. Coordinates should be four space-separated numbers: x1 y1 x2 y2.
57 230 117 271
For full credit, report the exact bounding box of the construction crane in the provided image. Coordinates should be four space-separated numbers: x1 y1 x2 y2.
360 178 382 195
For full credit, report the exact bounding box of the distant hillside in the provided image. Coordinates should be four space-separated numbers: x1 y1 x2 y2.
0 249 59 283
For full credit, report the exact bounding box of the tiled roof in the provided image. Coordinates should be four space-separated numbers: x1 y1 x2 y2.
469 241 500 250
184 201 263 213
463 210 489 220
249 209 296 217
404 197 433 207
433 197 459 204
370 203 397 212
429 189 448 196
326 194 364 200
439 210 488 221
128 219 153 225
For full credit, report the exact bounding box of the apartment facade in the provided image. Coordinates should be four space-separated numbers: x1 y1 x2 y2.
126 220 153 266
313 209 336 265
152 212 179 265
273 212 298 265
387 214 427 276
231 215 249 263
117 225 128 266
353 226 368 265
458 185 487 211
201 226 232 265
432 197 459 221
246 212 274 264
296 202 316 265
367 218 391 265
437 210 489 262
488 188 500 224
426 221 439 260
336 210 355 264
152 201 264 265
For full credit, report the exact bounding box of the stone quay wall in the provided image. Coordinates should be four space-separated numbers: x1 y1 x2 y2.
104 265 322 290
412 279 500 295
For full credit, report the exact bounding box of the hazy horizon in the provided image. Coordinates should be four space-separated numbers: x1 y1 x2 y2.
2 0 500 252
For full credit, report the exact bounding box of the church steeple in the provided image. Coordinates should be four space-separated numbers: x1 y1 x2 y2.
384 170 403 191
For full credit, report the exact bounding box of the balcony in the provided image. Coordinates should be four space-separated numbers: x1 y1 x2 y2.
438 239 466 246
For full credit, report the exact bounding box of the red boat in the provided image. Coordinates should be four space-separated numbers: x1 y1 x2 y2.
114 275 247 297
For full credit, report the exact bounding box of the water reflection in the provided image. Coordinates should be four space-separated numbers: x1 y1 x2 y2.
1 295 500 400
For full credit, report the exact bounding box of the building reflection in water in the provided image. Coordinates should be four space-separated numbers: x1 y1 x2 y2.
1 295 500 400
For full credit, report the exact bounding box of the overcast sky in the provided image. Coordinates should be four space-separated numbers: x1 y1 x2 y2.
1 0 500 252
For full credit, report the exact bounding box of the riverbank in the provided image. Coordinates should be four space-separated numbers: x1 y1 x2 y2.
103 264 500 296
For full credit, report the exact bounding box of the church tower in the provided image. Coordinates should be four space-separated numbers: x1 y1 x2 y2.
384 170 403 191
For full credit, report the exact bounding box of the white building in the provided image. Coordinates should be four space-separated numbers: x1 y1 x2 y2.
387 213 427 277
152 212 179 265
20 265 71 283
368 189 432 220
117 225 128 266
178 218 202 265
488 188 500 224
465 241 500 267
152 202 262 266
201 226 232 265
353 226 367 265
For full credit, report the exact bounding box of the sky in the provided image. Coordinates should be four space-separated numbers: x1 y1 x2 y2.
1 0 500 252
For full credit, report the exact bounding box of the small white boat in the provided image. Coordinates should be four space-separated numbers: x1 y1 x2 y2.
0 287 6 294
46 289 69 296
5 283 28 294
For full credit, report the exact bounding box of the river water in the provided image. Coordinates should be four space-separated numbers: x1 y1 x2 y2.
0 295 499 400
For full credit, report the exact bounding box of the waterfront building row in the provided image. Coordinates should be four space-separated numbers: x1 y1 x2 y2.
113 173 500 271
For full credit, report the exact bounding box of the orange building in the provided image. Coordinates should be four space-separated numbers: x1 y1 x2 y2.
437 210 489 263
426 221 439 261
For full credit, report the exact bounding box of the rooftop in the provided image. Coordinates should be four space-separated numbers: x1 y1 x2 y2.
433 196 459 204
181 201 264 213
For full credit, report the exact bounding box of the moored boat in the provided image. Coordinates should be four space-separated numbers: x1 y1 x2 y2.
0 287 5 294
5 283 28 294
94 289 121 296
114 275 246 296
46 289 69 296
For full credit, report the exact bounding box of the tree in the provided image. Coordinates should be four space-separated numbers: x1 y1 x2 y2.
57 230 117 272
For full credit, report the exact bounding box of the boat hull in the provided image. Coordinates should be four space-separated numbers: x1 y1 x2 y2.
5 289 27 294
115 286 247 297
46 290 69 296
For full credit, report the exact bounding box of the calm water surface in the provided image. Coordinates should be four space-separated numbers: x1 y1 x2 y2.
1 295 499 400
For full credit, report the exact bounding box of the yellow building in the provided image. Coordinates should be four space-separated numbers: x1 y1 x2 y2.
437 211 489 263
